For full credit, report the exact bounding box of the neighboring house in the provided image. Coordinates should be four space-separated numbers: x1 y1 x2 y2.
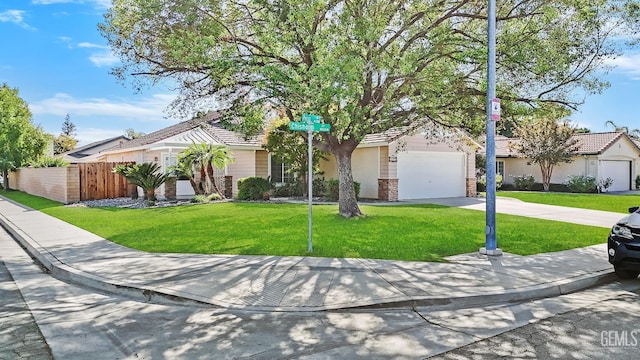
496 132 640 191
60 135 131 162
96 112 478 200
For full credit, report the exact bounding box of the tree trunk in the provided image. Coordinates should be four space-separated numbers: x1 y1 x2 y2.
206 164 224 198
540 163 553 192
1 170 8 190
334 149 362 218
145 188 156 201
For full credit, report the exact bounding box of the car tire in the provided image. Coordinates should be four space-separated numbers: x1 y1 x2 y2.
614 266 639 279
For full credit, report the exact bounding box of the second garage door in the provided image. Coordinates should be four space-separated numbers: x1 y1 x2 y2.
601 160 631 192
397 151 466 199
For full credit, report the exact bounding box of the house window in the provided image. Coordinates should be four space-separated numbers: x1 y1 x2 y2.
270 157 295 184
496 160 505 177
162 153 178 174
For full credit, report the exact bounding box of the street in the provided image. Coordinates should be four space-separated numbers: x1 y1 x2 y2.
3 224 640 359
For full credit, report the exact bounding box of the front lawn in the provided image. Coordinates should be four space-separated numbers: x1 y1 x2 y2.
497 191 640 213
0 190 608 262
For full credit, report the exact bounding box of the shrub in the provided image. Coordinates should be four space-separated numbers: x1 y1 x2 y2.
478 174 503 191
190 193 222 203
597 177 614 193
512 174 535 191
237 177 271 200
325 179 360 201
31 156 69 168
113 162 168 201
636 175 640 190
565 175 597 193
191 194 209 203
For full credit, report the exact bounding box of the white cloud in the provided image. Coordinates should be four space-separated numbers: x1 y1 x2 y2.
606 53 640 80
31 0 112 9
30 93 175 119
0 10 36 30
88 51 119 67
78 42 108 49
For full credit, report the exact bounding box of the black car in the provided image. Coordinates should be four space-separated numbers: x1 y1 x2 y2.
608 206 640 279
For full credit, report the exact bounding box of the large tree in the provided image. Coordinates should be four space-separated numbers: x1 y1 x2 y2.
0 83 48 189
511 112 580 192
100 0 637 217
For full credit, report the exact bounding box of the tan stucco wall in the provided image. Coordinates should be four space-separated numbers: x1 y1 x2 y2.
8 166 80 204
352 147 380 199
228 150 257 195
255 150 269 178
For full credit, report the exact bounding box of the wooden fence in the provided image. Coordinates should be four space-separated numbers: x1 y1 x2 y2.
78 162 135 201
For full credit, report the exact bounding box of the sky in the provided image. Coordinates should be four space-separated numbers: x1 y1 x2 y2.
1 1 640 147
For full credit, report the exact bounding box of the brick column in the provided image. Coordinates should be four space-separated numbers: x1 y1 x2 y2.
165 177 177 200
378 178 398 201
466 178 477 197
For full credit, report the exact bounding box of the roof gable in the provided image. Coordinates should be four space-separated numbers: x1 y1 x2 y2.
100 111 262 154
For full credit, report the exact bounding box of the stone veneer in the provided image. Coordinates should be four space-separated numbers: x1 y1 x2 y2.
466 178 477 197
378 178 398 202
164 177 177 200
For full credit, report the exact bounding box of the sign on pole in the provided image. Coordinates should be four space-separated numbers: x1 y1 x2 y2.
289 114 331 252
491 98 501 121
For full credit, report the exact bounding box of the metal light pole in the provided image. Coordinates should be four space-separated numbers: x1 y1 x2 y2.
482 0 502 256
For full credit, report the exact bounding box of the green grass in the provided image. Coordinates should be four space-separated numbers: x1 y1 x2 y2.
0 189 608 262
497 191 640 213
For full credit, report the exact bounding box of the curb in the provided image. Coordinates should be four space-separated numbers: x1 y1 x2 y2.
0 210 616 312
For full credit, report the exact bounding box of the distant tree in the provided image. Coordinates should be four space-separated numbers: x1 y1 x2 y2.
262 116 327 195
511 114 579 192
0 83 48 189
575 127 591 134
53 114 78 154
124 128 145 139
605 121 640 139
61 114 76 136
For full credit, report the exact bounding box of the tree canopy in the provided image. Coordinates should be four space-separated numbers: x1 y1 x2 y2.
511 111 580 192
0 83 48 189
100 0 638 217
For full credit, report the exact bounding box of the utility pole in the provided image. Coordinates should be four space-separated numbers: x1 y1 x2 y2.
481 0 502 256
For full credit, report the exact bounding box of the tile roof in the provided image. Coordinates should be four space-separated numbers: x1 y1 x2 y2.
101 111 262 153
496 132 640 157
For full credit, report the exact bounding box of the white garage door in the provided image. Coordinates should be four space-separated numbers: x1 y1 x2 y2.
397 151 466 199
601 160 631 192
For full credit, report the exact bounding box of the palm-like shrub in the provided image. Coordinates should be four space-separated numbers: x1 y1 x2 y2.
176 143 234 198
114 162 168 201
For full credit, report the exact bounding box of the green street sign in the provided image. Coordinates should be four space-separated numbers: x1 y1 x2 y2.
302 113 321 124
315 123 330 132
289 121 311 131
289 121 331 133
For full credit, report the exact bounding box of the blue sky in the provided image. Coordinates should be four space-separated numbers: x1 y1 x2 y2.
1 0 639 146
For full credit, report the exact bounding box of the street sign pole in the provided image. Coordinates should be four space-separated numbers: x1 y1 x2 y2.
289 114 330 253
307 123 313 253
482 0 502 256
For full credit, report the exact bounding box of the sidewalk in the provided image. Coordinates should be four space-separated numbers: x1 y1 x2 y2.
0 195 619 312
